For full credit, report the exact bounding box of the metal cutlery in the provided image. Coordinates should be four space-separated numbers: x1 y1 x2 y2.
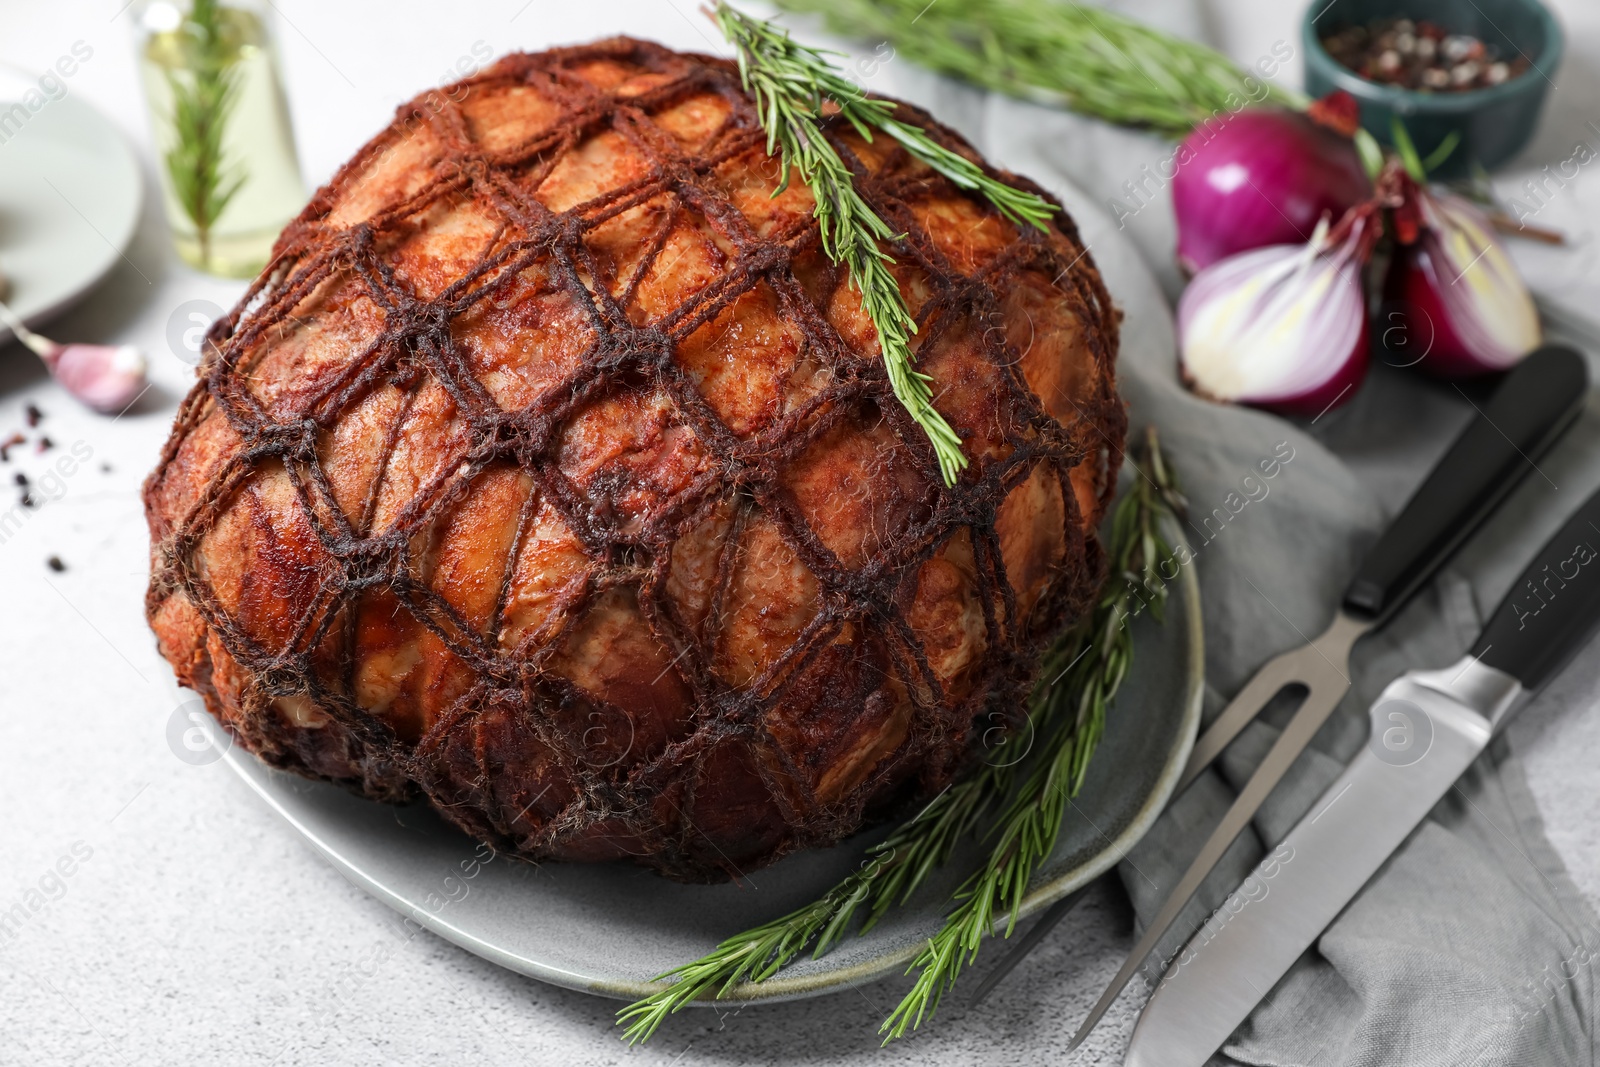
971 345 1589 1020
1063 344 1588 1048
1124 479 1600 1065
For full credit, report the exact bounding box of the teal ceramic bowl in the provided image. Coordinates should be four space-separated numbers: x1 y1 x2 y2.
1302 0 1563 177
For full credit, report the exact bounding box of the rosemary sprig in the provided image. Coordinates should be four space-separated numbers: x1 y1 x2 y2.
881 430 1182 1040
164 0 246 271
774 0 1297 137
712 2 1056 485
617 428 1183 1044
616 772 999 1045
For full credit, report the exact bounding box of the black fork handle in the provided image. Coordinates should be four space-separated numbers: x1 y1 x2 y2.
1342 345 1589 622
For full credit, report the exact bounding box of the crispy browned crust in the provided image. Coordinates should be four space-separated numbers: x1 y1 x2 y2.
142 37 1124 881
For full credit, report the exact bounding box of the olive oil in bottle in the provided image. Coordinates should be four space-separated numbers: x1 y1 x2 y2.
137 0 305 278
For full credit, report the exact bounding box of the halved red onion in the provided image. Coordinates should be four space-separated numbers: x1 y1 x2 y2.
1179 217 1371 415
1383 191 1540 378
1173 106 1372 274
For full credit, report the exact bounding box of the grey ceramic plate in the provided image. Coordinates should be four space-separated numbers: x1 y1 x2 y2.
221 509 1202 1004
219 157 1204 1003
0 64 142 340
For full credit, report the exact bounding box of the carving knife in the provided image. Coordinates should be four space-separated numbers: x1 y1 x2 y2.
1065 346 1589 1045
974 345 1589 1009
1178 344 1588 793
1124 481 1600 1066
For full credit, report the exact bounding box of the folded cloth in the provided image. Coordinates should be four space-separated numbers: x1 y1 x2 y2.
854 5 1600 1063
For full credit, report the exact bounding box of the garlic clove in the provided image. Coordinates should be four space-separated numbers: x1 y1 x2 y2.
43 343 150 414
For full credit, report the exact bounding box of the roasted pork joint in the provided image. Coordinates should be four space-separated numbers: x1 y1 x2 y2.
143 38 1123 881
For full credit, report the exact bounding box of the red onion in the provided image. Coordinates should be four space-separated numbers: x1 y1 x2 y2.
1383 189 1540 378
1173 105 1372 274
1179 215 1373 415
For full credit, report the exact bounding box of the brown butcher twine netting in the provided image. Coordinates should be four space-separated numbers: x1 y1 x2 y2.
144 38 1124 882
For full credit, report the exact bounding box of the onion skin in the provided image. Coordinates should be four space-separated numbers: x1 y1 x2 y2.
1382 192 1541 379
1385 245 1483 378
1173 108 1372 274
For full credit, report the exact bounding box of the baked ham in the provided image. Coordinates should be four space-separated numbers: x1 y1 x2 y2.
143 38 1123 881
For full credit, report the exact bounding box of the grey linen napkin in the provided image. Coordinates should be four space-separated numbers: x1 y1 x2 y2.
1116 365 1600 1067
837 6 1600 1063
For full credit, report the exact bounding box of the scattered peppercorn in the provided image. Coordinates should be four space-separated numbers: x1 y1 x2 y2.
46 555 65 573
13 473 27 487
1321 18 1527 92
0 432 23 462
24 403 43 428
35 436 52 453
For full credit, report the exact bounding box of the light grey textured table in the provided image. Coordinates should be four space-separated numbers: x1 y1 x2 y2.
1 2 1596 1064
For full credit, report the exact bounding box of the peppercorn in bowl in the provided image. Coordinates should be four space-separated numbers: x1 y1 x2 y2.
1302 0 1562 176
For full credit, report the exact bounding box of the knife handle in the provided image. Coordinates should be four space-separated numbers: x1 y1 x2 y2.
1341 346 1589 621
1472 485 1600 694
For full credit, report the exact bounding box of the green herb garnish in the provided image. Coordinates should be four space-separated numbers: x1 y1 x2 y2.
164 0 246 271
882 430 1182 1040
619 428 1184 1044
774 0 1296 136
712 1 1056 486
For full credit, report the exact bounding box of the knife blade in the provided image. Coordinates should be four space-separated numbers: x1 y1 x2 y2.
979 345 1589 1009
1062 346 1588 1046
1124 482 1600 1067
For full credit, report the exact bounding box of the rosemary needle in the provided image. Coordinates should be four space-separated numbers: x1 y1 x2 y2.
617 428 1184 1045
773 0 1298 136
712 2 1056 486
163 0 246 271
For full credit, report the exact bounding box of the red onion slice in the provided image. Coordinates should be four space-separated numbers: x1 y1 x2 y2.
1179 220 1370 415
1384 191 1540 377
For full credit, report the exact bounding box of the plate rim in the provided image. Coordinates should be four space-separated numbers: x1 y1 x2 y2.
221 512 1203 1005
0 60 144 337
660 513 1204 1004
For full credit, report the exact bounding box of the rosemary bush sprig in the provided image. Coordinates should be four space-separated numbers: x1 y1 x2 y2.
712 2 1057 485
617 771 1000 1045
617 428 1184 1044
164 0 245 271
881 429 1183 1040
774 0 1297 137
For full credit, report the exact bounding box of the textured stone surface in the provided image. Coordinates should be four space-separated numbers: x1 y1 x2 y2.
2 1 1596 1064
